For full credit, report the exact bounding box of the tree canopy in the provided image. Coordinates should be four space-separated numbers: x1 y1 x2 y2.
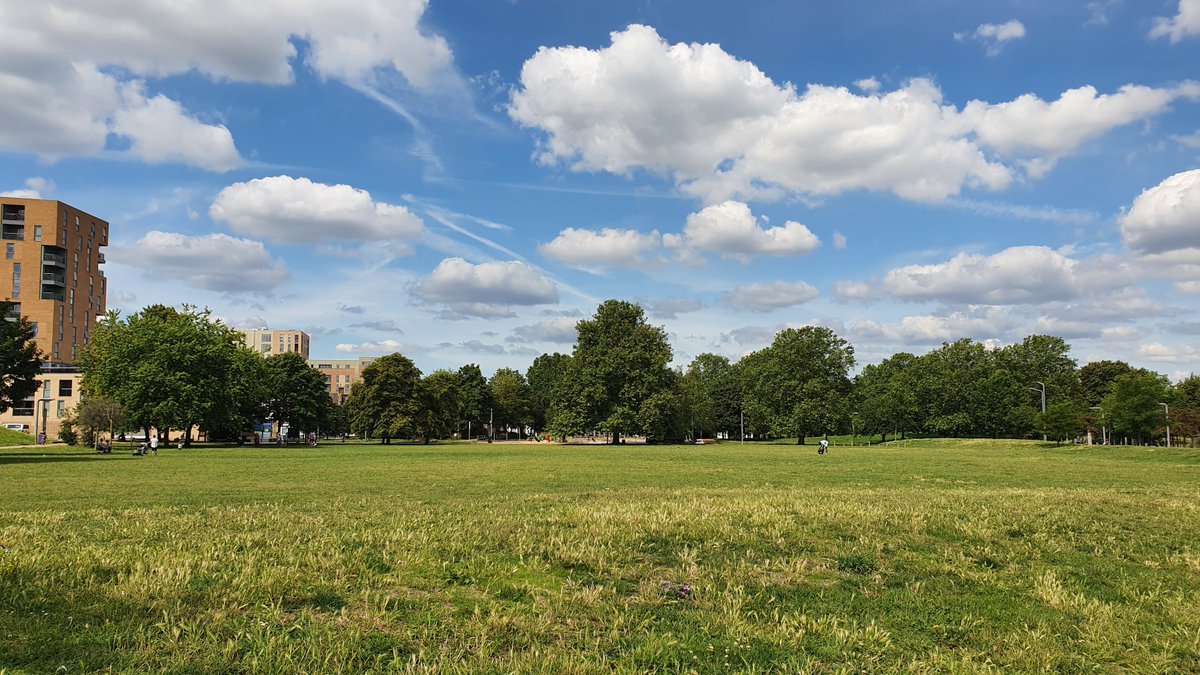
79 305 255 438
0 300 41 415
740 326 855 444
552 300 675 443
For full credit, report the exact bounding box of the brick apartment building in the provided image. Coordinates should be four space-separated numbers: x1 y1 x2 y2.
1 198 107 439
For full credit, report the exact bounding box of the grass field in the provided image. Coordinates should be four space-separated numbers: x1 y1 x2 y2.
0 429 34 447
2 439 1199 673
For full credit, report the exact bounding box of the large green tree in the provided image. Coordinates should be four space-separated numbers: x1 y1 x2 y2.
1036 402 1084 445
413 370 463 444
76 397 125 445
683 353 741 439
526 352 571 437
456 363 492 438
1102 371 1172 444
552 300 674 443
1079 360 1134 408
996 335 1082 412
79 305 252 440
909 339 994 437
739 326 855 444
490 368 531 440
1173 374 1200 408
346 353 422 443
0 300 41 415
263 352 334 437
854 352 920 442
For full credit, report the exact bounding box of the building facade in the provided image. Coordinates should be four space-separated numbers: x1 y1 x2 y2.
241 328 311 359
2 198 108 364
309 357 376 404
1 199 106 442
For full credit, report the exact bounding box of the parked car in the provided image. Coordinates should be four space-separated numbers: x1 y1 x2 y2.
3 423 29 432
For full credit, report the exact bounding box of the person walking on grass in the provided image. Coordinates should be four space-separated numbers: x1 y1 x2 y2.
818 438 829 455
150 434 158 457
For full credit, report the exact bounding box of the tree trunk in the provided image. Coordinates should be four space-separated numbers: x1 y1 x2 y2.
881 432 888 443
796 434 806 445
610 431 620 445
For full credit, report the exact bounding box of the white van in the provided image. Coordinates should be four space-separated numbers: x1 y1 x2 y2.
3 423 29 432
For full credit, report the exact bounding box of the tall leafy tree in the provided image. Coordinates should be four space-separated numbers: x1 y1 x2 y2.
855 353 921 442
683 353 741 439
0 301 41 415
1102 371 1172 444
1079 360 1134 408
910 339 993 437
996 335 1082 410
346 353 422 444
526 352 571 436
80 305 248 440
414 370 463 444
1173 374 1200 408
1036 402 1084 445
552 300 674 443
76 398 125 444
739 326 855 444
456 363 492 437
263 351 334 437
490 368 531 439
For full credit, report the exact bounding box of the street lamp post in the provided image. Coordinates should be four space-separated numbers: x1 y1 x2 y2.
1089 406 1106 446
1160 402 1171 448
1030 381 1046 441
488 408 493 443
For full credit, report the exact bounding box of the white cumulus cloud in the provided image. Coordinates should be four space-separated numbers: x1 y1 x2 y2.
509 25 1195 204
1119 169 1200 254
957 20 1027 56
539 227 660 268
418 258 559 313
509 317 579 343
0 0 453 168
667 201 821 260
112 231 290 292
833 281 872 302
336 339 412 355
1150 0 1200 42
724 280 819 312
1139 342 1200 363
211 176 425 244
883 246 1083 304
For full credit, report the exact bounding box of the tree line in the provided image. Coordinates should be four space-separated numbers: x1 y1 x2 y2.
3 300 1197 447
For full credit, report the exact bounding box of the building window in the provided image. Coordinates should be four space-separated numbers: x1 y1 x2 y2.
11 262 19 297
58 379 72 397
33 225 41 242
5 243 12 259
57 400 65 418
29 322 36 336
11 399 33 417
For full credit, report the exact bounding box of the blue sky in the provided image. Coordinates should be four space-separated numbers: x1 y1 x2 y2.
1 0 1198 378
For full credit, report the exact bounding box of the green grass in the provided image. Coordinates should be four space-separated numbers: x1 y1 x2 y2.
0 428 34 447
2 440 1199 673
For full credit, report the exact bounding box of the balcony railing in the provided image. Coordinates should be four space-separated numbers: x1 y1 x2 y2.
41 272 66 286
42 252 65 266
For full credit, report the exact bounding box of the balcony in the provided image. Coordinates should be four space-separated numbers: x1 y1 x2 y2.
41 251 66 267
41 272 66 286
1 225 24 240
40 287 65 302
98 252 106 264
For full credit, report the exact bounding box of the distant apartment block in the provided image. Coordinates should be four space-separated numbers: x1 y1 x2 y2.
1 198 108 365
242 328 310 359
309 357 376 404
